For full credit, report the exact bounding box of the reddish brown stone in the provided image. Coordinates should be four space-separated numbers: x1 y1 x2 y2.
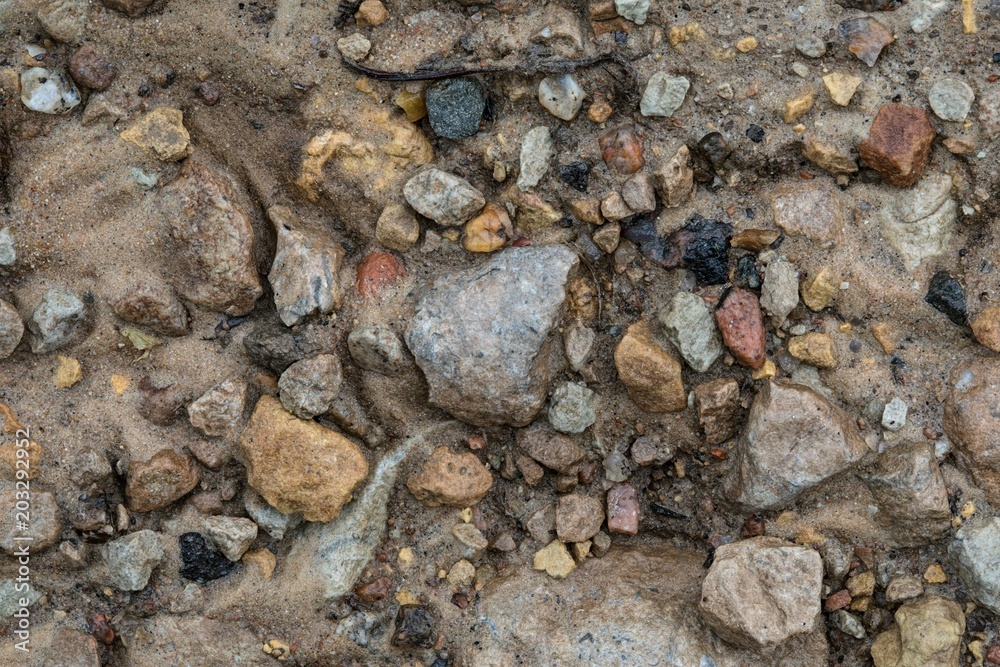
355 576 392 602
517 425 584 474
823 589 852 613
599 126 645 175
69 44 117 91
357 251 406 297
126 449 201 512
607 483 639 535
515 453 545 486
715 288 766 369
88 612 115 645
858 104 936 188
987 644 1000 665
694 378 741 445
197 81 221 106
740 514 765 539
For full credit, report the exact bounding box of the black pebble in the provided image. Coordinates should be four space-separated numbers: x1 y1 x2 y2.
558 162 591 192
697 132 732 171
734 254 762 290
393 605 435 648
425 77 486 141
849 339 862 353
179 532 236 584
680 215 733 285
924 271 967 326
745 125 765 143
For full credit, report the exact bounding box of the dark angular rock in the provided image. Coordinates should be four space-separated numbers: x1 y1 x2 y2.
623 215 732 285
243 321 336 373
835 0 904 9
425 77 486 140
558 161 591 191
697 132 732 171
745 125 765 143
137 377 184 426
734 254 762 290
393 604 435 648
925 271 967 326
179 532 236 583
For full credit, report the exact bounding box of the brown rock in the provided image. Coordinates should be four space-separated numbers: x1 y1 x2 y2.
769 182 845 247
186 438 230 471
568 198 603 225
715 288 766 369
621 172 656 214
943 359 1000 502
802 136 858 174
240 395 369 522
0 488 61 553
839 17 894 68
972 307 1000 352
406 446 493 508
69 44 117 91
376 203 420 253
518 425 585 474
599 126 644 175
859 104 936 188
355 576 392 602
607 483 639 535
556 494 605 543
101 0 154 17
865 441 951 546
136 377 184 426
163 162 263 316
463 203 512 253
730 229 779 251
824 589 852 613
515 453 545 486
694 378 741 445
126 449 201 512
111 279 189 337
357 251 406 297
787 333 838 369
613 320 686 412
354 0 388 27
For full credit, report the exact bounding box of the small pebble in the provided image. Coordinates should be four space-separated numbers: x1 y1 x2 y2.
639 72 690 118
337 33 371 61
928 78 975 122
538 74 584 121
881 397 907 431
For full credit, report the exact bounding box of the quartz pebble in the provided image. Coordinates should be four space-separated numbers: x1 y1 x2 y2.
517 126 553 190
882 397 907 431
28 288 85 354
929 78 975 122
538 75 584 121
795 35 826 58
548 382 599 433
0 228 14 266
911 0 950 33
615 0 650 24
20 67 80 114
403 168 485 227
640 73 690 118
599 126 645 175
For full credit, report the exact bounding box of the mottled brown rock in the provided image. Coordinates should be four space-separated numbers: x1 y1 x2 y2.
126 449 201 512
802 136 858 174
163 162 262 316
694 378 741 445
870 596 964 667
943 359 1000 502
824 589 852 613
240 395 369 522
137 377 183 426
715 288 766 369
607 483 639 535
515 453 545 486
101 0 154 17
769 182 845 247
599 126 644 175
972 307 1000 352
518 424 585 474
700 537 823 653
728 381 868 510
556 494 605 543
111 280 188 337
186 438 230 471
630 435 675 466
613 320 685 412
730 229 780 252
859 104 936 188
865 441 951 546
406 446 493 508
69 44 117 91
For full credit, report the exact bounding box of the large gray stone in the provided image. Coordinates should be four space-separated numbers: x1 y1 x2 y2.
464 542 827 666
347 324 407 376
104 530 164 591
267 205 344 326
700 537 823 653
27 288 84 354
728 381 868 510
0 488 61 553
658 291 723 372
950 517 1000 614
405 246 578 426
866 441 951 546
278 354 343 419
0 579 40 619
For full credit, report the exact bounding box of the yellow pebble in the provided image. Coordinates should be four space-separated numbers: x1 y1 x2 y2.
751 358 777 380
960 501 976 519
783 91 814 124
395 589 418 606
458 508 473 523
398 547 414 565
110 374 130 395
53 355 82 389
736 36 758 53
923 563 948 584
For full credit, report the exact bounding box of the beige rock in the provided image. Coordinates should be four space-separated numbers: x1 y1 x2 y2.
375 204 420 252
447 559 476 587
801 268 839 311
509 188 562 230
614 320 685 413
600 192 633 222
787 333 838 369
463 203 512 253
533 540 576 578
121 108 192 162
736 36 758 52
884 575 923 604
242 548 276 579
783 91 814 123
240 395 369 522
569 198 603 225
770 182 844 247
54 355 82 388
971 307 1000 352
870 596 964 667
126 449 201 512
653 145 695 207
923 563 948 584
188 379 248 437
943 359 1000 502
406 446 493 508
729 381 868 509
518 425 584 474
802 137 858 174
847 571 875 597
621 172 656 214
355 0 388 28
822 73 862 106
556 494 605 543
37 0 87 43
694 378 741 445
700 537 823 653
871 321 898 354
865 441 951 546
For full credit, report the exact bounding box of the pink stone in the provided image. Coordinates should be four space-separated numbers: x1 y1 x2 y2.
607 483 639 535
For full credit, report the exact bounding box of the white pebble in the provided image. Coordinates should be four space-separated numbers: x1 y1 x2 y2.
881 397 908 431
516 126 553 190
20 67 80 114
640 72 690 118
538 74 584 121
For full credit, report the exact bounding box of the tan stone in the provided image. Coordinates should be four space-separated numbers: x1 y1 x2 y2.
556 494 605 543
375 204 420 252
694 378 740 445
736 36 758 52
751 358 776 380
54 355 82 388
801 268 839 311
447 559 476 587
242 548 276 579
788 333 837 369
614 321 685 413
871 321 898 354
126 449 201 512
354 0 388 28
569 198 603 225
533 540 576 578
600 192 633 222
463 203 513 253
508 188 562 230
783 91 814 123
822 72 862 106
847 571 875 597
587 99 612 123
121 108 192 162
770 181 844 247
240 395 369 522
870 596 964 667
923 563 947 583
971 307 1000 352
802 137 858 174
406 446 493 508
652 145 694 208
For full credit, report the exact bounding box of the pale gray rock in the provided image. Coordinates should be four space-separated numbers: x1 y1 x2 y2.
0 579 40 618
882 397 908 431
865 441 951 546
20 67 80 114
347 325 407 376
950 517 1000 614
929 78 975 122
537 75 584 121
188 379 248 437
0 488 61 553
405 246 578 427
639 72 689 117
267 205 344 327
795 34 826 57
278 354 343 419
0 299 24 359
760 260 799 328
104 530 164 591
403 168 485 227
563 322 595 372
911 0 950 33
517 126 553 190
202 516 258 561
244 489 301 540
615 0 650 25
0 227 14 265
658 291 723 373
28 288 84 354
879 172 956 272
548 382 598 434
